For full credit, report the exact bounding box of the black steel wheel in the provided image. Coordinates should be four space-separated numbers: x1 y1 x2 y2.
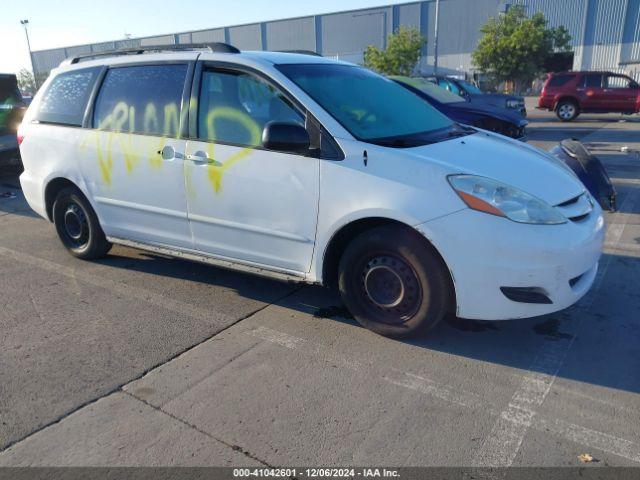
52 186 111 259
338 224 452 338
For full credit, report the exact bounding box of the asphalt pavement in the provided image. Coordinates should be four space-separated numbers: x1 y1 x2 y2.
0 98 639 467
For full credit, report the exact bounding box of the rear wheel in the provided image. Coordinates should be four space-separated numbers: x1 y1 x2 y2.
338 225 451 338
556 100 579 121
52 187 111 259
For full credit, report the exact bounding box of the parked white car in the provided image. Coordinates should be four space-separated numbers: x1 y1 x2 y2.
18 44 604 337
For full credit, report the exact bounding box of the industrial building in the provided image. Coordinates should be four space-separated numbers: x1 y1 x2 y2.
31 0 640 82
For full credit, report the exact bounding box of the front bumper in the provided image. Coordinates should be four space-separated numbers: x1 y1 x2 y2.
416 207 605 320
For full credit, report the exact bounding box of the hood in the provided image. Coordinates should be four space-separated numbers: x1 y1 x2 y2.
469 93 524 110
448 101 528 126
404 131 584 206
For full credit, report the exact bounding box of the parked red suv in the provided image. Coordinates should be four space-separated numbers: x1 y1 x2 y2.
538 71 640 121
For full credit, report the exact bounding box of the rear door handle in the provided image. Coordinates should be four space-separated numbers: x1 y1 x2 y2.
186 151 222 166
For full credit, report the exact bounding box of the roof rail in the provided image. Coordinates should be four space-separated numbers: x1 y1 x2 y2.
62 42 240 65
278 50 322 57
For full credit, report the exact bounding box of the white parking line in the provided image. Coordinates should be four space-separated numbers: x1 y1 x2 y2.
247 325 640 465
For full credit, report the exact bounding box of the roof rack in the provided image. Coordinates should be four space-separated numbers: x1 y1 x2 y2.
278 50 322 57
63 42 240 65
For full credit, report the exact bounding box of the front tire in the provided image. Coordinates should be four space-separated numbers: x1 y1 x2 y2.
338 225 451 338
52 187 112 259
556 100 579 122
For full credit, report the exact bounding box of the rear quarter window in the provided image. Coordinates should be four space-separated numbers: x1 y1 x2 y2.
547 74 574 87
36 67 100 126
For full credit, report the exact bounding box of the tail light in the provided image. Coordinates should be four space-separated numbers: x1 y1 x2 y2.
17 134 24 145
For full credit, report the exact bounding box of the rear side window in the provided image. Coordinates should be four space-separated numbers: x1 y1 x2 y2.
582 74 602 88
606 75 632 89
547 74 574 87
36 68 99 126
93 64 187 137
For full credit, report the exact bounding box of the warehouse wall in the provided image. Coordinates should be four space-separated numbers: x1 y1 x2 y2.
31 0 640 82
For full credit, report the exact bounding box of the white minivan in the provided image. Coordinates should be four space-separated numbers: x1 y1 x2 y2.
18 44 604 338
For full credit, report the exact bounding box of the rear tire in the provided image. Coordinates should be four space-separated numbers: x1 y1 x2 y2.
52 187 111 259
556 100 579 122
338 225 451 338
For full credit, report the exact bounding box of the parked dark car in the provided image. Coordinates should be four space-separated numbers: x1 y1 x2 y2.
0 73 25 172
425 75 526 117
392 76 528 140
538 71 640 121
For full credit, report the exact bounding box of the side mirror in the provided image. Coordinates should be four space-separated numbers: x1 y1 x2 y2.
262 122 310 154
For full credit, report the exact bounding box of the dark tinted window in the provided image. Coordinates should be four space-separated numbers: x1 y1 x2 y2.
36 68 99 126
93 64 187 137
197 69 303 146
547 74 574 87
582 74 602 88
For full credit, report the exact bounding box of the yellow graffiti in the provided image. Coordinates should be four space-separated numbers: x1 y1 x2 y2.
203 107 261 193
84 99 262 193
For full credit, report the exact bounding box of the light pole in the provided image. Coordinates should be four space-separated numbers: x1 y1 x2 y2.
20 19 37 91
433 0 440 74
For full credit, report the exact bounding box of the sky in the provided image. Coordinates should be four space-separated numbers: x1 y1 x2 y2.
1 0 408 75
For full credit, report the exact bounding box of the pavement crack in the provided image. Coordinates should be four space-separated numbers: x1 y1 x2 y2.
123 390 274 467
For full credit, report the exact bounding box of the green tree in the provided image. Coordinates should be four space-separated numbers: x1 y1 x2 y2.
364 27 426 76
17 68 36 94
472 5 571 91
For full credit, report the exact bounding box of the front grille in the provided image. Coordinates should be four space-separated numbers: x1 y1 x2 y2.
555 192 593 222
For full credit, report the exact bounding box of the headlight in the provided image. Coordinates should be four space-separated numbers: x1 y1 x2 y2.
448 175 567 224
506 99 521 109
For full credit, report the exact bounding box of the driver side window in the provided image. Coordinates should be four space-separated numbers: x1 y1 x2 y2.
197 69 303 147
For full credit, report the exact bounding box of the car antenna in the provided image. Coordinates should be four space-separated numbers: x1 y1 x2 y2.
363 150 368 167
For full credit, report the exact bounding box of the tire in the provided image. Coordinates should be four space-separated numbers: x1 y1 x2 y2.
556 100 579 122
338 225 451 338
52 187 112 259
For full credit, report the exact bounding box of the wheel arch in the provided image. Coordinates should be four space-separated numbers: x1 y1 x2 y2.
554 96 580 109
44 177 89 222
320 217 456 313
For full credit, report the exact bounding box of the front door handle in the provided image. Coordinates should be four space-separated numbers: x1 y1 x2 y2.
186 151 222 166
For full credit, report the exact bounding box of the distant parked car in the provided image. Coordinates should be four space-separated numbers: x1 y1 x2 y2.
392 76 528 140
20 91 33 105
425 75 526 117
0 73 25 172
538 71 640 121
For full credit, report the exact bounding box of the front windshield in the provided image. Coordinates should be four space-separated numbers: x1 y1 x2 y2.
277 64 453 145
392 77 465 104
458 80 482 94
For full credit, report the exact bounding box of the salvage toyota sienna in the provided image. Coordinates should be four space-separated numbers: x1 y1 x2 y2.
18 44 604 338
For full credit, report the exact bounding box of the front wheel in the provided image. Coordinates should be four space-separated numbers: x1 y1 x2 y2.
52 187 112 259
338 225 451 338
